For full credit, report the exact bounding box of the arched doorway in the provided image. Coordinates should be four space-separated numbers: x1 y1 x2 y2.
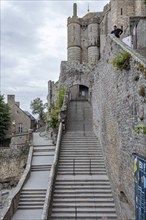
70 84 89 101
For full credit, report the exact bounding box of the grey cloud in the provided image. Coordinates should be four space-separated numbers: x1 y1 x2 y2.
1 0 109 114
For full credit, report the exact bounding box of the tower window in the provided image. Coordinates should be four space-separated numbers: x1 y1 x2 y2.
121 8 123 15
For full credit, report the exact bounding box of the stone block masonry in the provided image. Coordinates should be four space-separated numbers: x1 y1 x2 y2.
92 35 146 219
0 143 29 189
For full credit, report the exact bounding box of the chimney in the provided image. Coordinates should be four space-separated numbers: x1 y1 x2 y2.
7 95 15 104
15 102 20 107
73 3 77 17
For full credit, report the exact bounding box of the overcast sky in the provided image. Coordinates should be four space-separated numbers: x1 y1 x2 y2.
1 0 110 114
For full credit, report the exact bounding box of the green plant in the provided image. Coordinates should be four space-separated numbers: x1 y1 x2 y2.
139 86 145 97
30 97 46 121
112 51 131 71
135 124 146 134
49 87 68 130
0 95 10 140
49 106 60 130
57 88 68 109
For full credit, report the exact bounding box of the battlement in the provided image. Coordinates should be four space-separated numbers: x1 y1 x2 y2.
67 16 80 25
67 1 146 65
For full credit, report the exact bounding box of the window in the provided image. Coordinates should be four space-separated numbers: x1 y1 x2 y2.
121 8 123 15
18 123 23 133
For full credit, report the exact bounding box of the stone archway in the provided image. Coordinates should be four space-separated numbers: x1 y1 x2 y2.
69 84 89 101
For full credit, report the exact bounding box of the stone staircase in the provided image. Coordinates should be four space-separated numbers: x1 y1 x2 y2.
50 101 117 219
11 133 55 220
18 189 46 210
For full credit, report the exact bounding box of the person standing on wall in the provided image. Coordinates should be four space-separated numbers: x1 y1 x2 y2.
111 25 123 38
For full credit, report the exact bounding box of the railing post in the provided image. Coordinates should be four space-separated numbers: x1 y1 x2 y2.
75 206 77 220
90 159 92 175
73 159 75 176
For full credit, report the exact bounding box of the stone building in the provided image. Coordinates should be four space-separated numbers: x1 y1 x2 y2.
7 95 36 135
48 1 146 108
67 3 101 65
67 1 146 64
47 1 146 219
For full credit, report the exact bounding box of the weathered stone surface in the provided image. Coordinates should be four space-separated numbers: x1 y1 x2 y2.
92 35 146 218
59 61 94 91
0 144 29 189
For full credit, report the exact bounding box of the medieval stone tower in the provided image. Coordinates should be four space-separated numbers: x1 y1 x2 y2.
48 0 146 105
67 1 146 65
67 3 100 65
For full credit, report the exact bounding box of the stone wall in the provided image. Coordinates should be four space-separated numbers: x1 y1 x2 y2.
7 95 31 134
47 80 59 110
92 35 146 219
59 61 94 89
0 143 29 189
137 18 146 49
135 0 146 16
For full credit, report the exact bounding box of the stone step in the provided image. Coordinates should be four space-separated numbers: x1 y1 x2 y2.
31 165 51 168
62 138 98 140
61 148 101 151
57 167 106 171
54 185 111 189
55 182 110 186
33 144 54 147
20 195 45 199
22 189 46 191
63 132 95 135
53 194 114 199
33 153 54 156
55 175 109 181
58 164 105 167
60 150 102 153
31 168 51 171
57 170 106 175
59 152 103 156
58 161 105 165
51 207 116 213
60 148 102 151
19 201 44 205
62 138 98 141
54 189 112 194
18 205 43 210
59 156 104 159
62 141 99 144
50 213 117 219
31 165 51 171
61 142 100 145
33 146 55 149
57 173 106 175
20 191 46 195
19 198 45 202
33 149 55 153
53 197 114 203
57 169 106 172
58 163 105 167
61 142 99 145
58 158 104 162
